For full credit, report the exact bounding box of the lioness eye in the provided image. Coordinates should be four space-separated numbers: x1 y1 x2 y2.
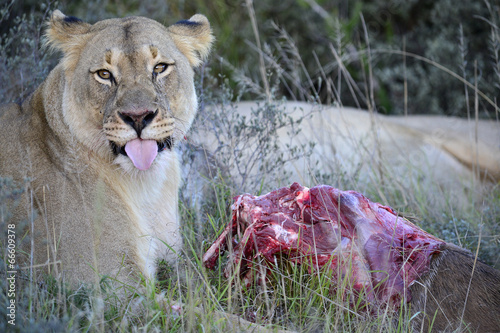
153 63 167 74
97 69 111 80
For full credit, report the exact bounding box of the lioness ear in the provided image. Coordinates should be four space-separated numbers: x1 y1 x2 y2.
168 14 214 67
45 10 91 69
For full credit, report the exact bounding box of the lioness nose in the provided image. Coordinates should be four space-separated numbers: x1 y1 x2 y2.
118 109 158 137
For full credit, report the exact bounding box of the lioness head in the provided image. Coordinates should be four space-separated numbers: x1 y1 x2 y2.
46 10 213 172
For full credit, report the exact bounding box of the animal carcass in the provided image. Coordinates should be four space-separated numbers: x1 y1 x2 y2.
203 183 500 331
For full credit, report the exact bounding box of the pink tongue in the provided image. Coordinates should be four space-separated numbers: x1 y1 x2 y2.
124 139 158 171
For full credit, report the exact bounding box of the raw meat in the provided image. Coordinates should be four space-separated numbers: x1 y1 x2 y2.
203 182 445 310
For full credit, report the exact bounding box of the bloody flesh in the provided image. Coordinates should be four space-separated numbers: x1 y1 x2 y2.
203 182 445 309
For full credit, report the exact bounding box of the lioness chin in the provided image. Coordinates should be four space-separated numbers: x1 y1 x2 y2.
0 10 212 285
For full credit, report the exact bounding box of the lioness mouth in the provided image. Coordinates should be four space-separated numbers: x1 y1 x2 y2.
110 136 173 170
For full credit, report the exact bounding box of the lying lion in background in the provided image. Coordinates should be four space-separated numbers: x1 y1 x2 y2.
0 10 212 284
190 101 499 209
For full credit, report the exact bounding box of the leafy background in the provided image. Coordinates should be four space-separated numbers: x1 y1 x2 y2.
2 0 500 118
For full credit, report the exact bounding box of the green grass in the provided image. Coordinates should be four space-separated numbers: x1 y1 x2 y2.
2 135 499 332
5 180 497 332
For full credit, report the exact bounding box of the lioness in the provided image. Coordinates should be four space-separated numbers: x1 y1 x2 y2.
0 10 213 284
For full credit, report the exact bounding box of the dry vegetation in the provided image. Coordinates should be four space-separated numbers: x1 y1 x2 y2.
1 0 499 332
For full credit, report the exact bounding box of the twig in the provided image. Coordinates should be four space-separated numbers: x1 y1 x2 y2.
245 0 270 101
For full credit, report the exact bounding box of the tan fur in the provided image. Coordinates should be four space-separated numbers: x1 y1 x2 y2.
194 101 499 205
410 243 500 332
0 10 213 284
